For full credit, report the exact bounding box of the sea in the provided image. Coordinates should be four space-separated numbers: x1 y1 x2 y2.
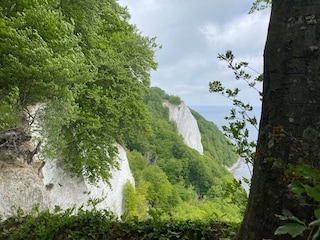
190 105 262 193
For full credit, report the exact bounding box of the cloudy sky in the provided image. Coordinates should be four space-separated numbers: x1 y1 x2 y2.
118 0 271 107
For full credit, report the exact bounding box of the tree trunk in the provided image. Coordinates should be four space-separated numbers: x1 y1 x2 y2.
236 1 320 239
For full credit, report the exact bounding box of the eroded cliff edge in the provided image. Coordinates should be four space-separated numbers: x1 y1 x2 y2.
162 100 204 155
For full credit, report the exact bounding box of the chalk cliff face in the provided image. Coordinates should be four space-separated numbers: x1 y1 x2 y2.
42 144 134 217
0 100 204 219
0 104 135 219
0 144 134 219
0 159 48 219
162 100 203 155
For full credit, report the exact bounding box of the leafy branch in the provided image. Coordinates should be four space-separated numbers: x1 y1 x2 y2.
249 0 272 14
209 50 262 168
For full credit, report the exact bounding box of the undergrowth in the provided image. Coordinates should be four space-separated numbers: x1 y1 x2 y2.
0 205 238 240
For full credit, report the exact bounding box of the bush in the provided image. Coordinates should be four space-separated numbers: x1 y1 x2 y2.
0 206 237 240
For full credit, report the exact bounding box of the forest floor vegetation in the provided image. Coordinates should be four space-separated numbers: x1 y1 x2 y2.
0 207 238 240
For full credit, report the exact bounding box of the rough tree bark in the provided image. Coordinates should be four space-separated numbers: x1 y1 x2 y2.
236 1 320 239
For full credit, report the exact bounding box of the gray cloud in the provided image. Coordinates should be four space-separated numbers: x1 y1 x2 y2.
119 0 270 106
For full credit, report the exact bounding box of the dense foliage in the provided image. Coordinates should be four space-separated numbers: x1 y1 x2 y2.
123 87 246 222
0 0 158 183
0 206 236 240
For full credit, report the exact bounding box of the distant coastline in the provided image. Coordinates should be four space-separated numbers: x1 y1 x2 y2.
227 157 243 173
190 105 257 193
227 158 253 193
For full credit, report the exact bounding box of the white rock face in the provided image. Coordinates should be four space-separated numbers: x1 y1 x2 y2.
0 160 48 219
0 144 134 219
0 104 135 219
42 144 134 217
162 100 203 155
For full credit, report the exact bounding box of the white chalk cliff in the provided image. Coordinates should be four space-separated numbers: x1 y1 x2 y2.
0 144 133 219
0 100 204 219
0 105 134 219
162 100 203 155
0 159 49 219
42 144 134 217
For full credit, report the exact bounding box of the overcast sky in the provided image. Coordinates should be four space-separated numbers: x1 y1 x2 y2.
118 0 271 107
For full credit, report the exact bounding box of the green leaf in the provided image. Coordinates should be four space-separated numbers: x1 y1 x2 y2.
312 226 320 240
309 218 320 227
293 164 320 182
288 180 305 194
315 208 320 219
303 184 320 201
274 223 306 237
275 214 305 225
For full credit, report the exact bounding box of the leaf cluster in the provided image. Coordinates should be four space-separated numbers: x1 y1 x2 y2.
275 164 320 239
249 0 272 14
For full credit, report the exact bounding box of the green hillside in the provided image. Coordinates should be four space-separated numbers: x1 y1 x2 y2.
123 87 246 222
191 109 237 167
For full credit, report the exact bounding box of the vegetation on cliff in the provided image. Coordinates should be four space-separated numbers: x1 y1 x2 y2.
0 0 246 237
0 0 157 183
122 87 245 222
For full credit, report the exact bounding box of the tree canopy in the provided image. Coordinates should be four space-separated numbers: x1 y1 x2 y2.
0 0 158 183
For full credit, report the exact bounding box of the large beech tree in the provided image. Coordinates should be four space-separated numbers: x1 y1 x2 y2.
236 0 320 239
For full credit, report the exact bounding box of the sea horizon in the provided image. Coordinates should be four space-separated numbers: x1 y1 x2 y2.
190 105 261 142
